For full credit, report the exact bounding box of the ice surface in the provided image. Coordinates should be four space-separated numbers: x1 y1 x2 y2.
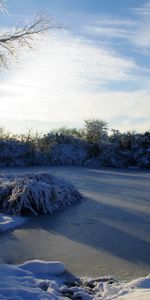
0 166 150 280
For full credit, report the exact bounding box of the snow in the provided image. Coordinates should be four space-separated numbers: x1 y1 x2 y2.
103 276 150 299
0 172 82 216
0 264 58 300
0 213 26 232
18 260 65 275
116 290 150 300
0 260 149 299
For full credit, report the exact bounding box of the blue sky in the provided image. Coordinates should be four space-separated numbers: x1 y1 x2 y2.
0 0 150 132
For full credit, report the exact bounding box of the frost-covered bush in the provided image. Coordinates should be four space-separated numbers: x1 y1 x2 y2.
0 140 37 166
0 173 82 216
49 144 88 166
40 128 83 150
84 145 133 168
134 148 150 168
110 151 133 168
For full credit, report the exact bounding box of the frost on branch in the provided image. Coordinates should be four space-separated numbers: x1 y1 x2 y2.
0 4 58 67
0 173 82 216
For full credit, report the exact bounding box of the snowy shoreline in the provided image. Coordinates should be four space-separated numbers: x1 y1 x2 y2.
0 259 149 300
0 215 150 299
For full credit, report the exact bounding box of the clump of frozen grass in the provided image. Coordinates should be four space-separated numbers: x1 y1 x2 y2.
0 173 82 216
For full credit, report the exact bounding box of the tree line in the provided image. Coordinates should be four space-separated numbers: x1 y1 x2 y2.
0 119 150 168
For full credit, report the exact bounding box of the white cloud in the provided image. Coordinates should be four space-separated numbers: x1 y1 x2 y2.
0 29 149 133
0 30 137 117
133 23 150 51
1 89 149 133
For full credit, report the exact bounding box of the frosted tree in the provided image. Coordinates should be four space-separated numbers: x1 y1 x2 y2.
84 119 108 144
0 0 57 67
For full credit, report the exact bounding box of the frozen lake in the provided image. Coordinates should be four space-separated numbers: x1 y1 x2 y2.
0 166 150 280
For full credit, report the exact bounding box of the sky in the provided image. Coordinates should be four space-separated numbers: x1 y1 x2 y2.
0 0 150 133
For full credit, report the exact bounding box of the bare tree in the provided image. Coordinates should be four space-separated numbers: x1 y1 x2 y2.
0 1 58 67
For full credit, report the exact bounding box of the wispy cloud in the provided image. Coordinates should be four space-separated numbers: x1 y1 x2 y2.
84 1 150 53
86 26 131 40
0 29 143 132
85 16 135 40
133 2 150 17
131 2 150 52
0 29 137 94
0 2 149 133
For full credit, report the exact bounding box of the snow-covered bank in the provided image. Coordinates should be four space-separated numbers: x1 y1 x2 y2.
0 213 26 232
0 172 82 216
0 260 65 300
0 260 149 299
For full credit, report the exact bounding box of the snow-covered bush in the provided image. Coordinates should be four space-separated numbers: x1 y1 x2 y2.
0 173 82 216
84 147 133 168
0 139 37 166
135 148 150 168
49 143 88 166
110 151 133 168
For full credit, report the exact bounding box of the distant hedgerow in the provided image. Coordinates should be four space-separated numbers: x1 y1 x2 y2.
0 120 149 169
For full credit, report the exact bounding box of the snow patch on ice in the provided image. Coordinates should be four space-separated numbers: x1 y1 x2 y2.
18 260 65 275
0 213 26 232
